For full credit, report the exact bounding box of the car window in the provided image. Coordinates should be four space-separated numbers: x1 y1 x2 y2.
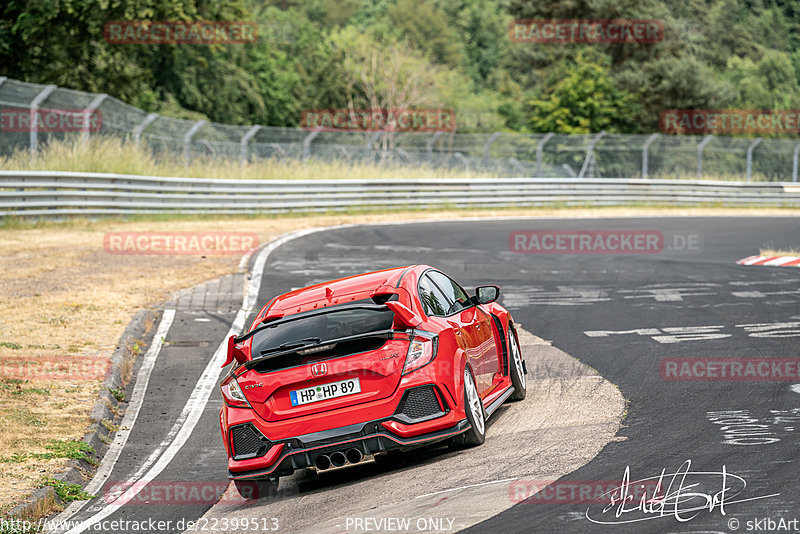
418 275 450 316
251 305 394 356
427 271 471 314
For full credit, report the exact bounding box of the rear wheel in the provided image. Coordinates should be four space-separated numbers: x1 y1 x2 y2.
508 326 527 401
451 366 486 449
234 477 279 500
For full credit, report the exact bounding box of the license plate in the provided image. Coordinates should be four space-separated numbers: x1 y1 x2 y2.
290 378 361 406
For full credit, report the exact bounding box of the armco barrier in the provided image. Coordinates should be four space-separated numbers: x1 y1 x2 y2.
1 171 799 217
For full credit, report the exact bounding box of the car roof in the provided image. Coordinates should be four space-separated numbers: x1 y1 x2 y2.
261 265 428 317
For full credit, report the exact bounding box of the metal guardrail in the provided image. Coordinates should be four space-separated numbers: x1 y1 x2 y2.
1 171 799 217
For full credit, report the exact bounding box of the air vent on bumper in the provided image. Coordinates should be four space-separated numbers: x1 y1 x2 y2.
394 385 447 424
230 424 271 460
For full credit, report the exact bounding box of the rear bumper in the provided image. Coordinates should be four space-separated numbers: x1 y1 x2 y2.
228 416 470 480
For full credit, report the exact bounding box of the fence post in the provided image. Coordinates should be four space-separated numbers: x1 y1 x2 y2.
745 138 762 182
303 128 322 161
29 84 57 155
696 135 714 179
240 125 261 166
535 133 555 177
509 157 524 176
270 143 287 160
133 113 159 145
793 143 800 183
454 152 468 172
82 94 108 144
642 133 659 178
365 131 382 162
578 130 606 179
426 131 444 164
183 120 207 167
483 132 501 167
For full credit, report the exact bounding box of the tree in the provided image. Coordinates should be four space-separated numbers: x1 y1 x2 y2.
527 51 639 134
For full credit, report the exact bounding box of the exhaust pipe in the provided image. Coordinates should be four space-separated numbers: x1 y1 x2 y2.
315 454 331 471
345 448 363 464
330 451 347 468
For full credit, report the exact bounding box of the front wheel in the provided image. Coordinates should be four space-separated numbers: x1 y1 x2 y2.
451 366 486 449
234 477 278 500
508 325 527 401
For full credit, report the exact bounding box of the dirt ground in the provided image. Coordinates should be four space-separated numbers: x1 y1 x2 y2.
0 206 796 512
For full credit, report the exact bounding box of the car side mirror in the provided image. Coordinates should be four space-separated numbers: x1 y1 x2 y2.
475 285 500 304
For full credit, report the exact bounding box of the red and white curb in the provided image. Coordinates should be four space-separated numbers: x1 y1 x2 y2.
737 255 800 267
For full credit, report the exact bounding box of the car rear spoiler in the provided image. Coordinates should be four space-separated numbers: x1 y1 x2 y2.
222 334 249 368
371 286 422 329
220 287 422 368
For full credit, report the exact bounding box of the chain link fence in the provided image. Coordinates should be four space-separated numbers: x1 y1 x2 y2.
2 76 799 182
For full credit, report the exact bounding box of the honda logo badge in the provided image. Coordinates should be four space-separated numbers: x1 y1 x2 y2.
311 363 328 377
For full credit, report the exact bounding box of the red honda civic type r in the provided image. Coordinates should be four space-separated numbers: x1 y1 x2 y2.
218 265 527 497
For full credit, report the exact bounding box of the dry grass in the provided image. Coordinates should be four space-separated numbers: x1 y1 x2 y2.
1 206 799 513
1 136 790 182
0 136 481 180
759 248 800 256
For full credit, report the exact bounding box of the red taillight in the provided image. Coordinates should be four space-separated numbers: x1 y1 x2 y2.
220 375 250 408
402 336 438 375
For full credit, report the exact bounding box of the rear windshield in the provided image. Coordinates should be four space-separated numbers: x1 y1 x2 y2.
251 306 395 357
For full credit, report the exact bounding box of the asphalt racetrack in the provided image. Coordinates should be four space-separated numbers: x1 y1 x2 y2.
54 217 800 534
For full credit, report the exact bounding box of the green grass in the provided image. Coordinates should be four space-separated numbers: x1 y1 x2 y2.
0 440 95 464
38 477 94 502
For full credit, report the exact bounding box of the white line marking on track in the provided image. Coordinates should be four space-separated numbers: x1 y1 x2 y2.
61 227 354 534
415 477 519 499
50 309 175 525
790 384 800 395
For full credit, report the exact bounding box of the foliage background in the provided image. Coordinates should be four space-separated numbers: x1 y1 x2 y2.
2 0 800 134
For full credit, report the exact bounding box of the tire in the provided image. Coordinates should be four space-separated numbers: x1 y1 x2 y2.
508 325 527 401
234 477 279 500
451 366 486 448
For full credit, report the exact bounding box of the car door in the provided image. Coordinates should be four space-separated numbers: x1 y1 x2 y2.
426 271 498 396
418 274 478 378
